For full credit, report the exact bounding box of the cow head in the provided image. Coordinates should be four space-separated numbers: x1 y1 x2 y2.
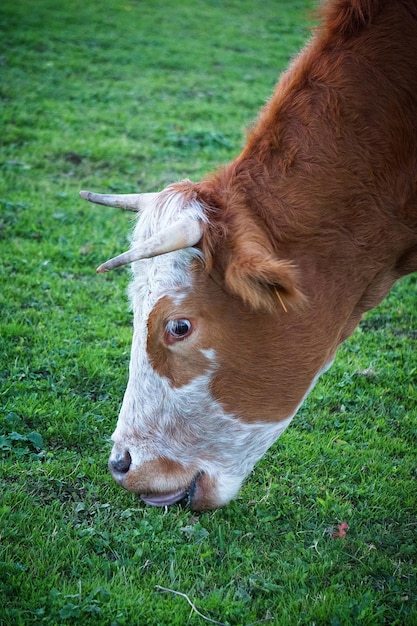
81 181 332 510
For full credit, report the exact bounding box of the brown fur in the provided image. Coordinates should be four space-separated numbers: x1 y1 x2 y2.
148 262 337 422
194 0 417 311
124 457 196 494
163 0 417 422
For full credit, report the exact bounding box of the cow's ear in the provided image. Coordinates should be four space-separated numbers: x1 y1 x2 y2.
224 246 306 312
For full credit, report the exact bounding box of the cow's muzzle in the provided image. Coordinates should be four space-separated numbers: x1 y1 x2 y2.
108 450 203 508
140 471 203 508
109 449 132 475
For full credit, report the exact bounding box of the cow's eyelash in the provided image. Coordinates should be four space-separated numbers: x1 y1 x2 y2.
166 319 192 340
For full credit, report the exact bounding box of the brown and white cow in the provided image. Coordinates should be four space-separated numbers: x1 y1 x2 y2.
81 0 417 510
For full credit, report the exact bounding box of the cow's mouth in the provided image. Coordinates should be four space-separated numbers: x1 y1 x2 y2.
140 471 203 508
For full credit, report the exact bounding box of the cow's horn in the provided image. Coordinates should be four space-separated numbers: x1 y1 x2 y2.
79 190 158 212
96 216 203 273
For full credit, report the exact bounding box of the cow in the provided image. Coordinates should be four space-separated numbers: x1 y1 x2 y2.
80 0 417 510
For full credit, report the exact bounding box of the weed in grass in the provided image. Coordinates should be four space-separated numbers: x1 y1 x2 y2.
1 0 416 624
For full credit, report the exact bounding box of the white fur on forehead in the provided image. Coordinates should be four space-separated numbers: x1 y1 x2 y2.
128 186 207 308
132 186 207 246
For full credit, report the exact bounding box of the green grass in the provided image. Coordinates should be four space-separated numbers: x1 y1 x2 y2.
1 0 416 624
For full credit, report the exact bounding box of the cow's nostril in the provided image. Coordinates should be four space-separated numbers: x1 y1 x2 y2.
110 450 132 474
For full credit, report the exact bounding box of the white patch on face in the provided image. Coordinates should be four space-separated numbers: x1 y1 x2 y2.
200 348 217 361
113 351 294 504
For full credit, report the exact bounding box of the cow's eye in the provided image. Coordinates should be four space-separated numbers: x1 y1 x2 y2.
166 319 192 340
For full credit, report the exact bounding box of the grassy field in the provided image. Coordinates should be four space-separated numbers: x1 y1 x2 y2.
1 0 416 624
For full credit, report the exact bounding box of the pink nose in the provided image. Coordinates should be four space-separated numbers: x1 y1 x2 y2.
109 450 131 474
